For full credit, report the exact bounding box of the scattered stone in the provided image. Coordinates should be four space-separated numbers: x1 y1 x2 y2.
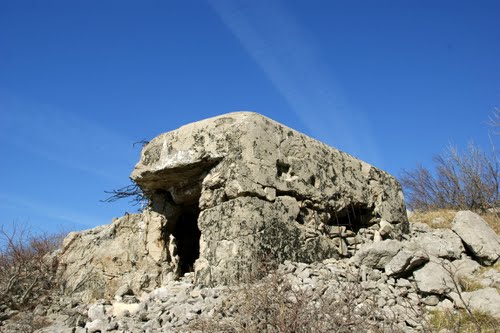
378 220 393 238
452 211 500 265
413 260 456 295
87 304 106 322
456 288 500 319
353 240 403 269
422 295 439 306
478 268 500 289
414 229 464 260
450 258 480 277
385 243 429 276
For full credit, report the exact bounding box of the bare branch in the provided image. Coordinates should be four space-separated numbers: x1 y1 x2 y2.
102 182 149 210
400 143 500 212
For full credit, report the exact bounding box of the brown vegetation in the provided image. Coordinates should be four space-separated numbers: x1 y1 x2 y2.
401 143 499 213
0 225 63 312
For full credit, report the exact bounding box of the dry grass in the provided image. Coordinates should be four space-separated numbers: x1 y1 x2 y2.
409 209 458 229
458 276 485 292
481 212 500 235
409 209 500 234
428 309 500 333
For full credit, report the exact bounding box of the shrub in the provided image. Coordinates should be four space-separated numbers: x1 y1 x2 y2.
400 143 499 212
0 224 63 312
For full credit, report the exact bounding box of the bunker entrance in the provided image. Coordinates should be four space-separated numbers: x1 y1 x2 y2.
151 185 203 276
172 204 201 275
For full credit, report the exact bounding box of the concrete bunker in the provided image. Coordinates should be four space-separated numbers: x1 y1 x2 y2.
130 112 409 286
57 112 410 296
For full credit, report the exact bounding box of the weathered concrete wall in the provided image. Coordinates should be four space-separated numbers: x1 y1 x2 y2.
58 112 408 296
131 112 408 285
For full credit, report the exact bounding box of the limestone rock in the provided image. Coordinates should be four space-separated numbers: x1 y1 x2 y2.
385 243 429 276
413 260 456 295
353 240 403 269
58 210 179 298
452 211 500 265
414 228 464 260
456 288 500 319
450 258 480 277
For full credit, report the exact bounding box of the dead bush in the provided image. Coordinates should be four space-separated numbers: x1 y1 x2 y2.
401 143 499 212
0 224 63 312
191 268 405 333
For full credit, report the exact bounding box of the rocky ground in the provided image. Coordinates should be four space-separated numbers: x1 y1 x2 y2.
1 210 499 333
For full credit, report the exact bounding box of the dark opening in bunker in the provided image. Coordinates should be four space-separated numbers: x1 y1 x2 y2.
172 204 201 275
329 203 377 233
151 186 203 277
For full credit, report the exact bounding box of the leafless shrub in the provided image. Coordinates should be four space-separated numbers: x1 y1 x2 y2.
0 224 63 312
102 181 149 210
488 108 500 135
400 142 499 212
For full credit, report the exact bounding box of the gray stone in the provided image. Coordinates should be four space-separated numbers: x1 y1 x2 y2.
458 288 500 319
478 268 500 289
353 240 403 269
452 211 500 265
58 210 177 298
422 295 439 306
115 283 133 298
87 304 106 321
85 319 107 333
385 242 429 276
450 258 480 277
413 260 456 295
378 220 393 238
414 229 464 260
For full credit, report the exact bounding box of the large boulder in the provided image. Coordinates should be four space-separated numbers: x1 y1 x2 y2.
413 260 456 295
385 242 429 276
59 112 408 292
352 240 403 269
414 228 464 260
452 211 500 265
454 288 500 319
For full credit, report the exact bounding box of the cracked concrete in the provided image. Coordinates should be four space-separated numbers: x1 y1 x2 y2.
58 112 409 297
132 112 408 285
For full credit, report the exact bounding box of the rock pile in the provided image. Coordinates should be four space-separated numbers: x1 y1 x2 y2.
5 210 497 333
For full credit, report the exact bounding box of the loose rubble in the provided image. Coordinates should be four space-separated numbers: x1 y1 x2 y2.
0 210 498 333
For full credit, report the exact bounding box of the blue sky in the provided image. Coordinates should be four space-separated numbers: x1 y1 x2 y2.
1 0 499 235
